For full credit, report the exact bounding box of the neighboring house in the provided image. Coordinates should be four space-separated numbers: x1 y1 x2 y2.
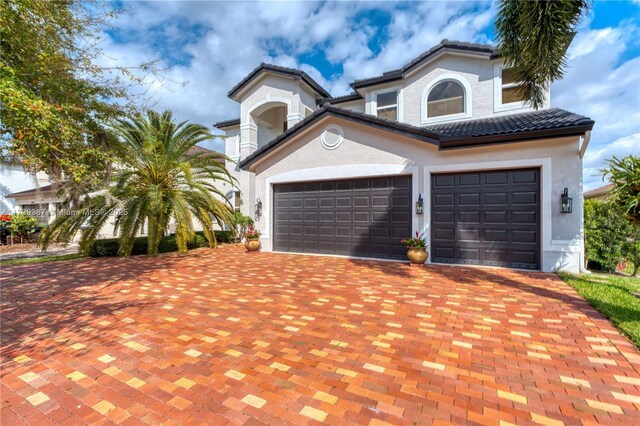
2 146 217 237
4 184 63 224
216 40 594 273
584 183 614 201
1 161 56 223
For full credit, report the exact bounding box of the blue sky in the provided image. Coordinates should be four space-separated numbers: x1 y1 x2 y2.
100 0 640 190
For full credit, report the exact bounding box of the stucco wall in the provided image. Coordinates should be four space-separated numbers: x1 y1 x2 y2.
247 116 584 273
361 55 551 127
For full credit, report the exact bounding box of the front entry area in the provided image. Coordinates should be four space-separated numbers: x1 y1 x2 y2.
273 176 412 260
430 168 541 270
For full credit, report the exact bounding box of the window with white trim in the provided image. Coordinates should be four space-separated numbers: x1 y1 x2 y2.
500 68 525 104
376 91 398 121
427 81 465 118
233 190 241 212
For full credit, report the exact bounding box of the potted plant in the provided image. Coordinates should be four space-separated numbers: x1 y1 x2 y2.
244 225 261 252
401 231 428 264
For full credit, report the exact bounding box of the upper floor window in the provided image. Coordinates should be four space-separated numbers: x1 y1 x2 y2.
427 81 465 118
376 91 398 121
500 68 525 104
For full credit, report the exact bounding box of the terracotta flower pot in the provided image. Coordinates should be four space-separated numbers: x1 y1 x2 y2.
407 247 428 264
245 238 261 252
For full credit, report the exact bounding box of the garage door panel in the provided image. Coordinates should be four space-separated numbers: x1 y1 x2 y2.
319 212 334 222
336 227 351 237
485 229 508 242
459 173 481 186
434 211 454 224
274 176 411 260
512 170 538 184
336 197 351 208
512 191 537 205
431 168 540 270
512 211 537 224
374 211 390 222
459 193 480 206
434 194 455 206
484 211 508 224
353 212 369 222
458 247 480 262
458 211 480 224
485 192 508 205
372 196 390 207
336 212 351 222
434 227 454 241
319 198 334 208
512 229 537 243
484 172 508 185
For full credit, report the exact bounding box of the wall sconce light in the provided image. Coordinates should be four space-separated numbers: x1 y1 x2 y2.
255 198 263 219
416 194 424 215
560 188 572 213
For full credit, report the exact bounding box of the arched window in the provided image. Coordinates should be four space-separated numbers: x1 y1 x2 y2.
427 81 465 118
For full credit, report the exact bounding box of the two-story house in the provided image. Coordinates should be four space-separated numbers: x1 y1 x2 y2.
215 40 594 273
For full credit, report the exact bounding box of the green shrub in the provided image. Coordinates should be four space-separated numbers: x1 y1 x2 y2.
88 230 233 257
228 211 254 241
584 199 631 271
8 211 38 239
625 223 640 276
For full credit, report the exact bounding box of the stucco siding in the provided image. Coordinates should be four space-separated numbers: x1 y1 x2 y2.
247 117 583 273
334 99 365 113
360 54 550 127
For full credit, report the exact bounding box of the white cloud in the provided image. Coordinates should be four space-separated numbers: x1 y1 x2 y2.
552 22 640 190
99 1 640 180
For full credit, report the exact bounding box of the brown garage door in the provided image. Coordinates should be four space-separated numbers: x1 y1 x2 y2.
273 176 412 260
431 168 540 270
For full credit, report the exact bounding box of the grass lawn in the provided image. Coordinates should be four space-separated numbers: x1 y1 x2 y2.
558 272 640 348
0 253 85 267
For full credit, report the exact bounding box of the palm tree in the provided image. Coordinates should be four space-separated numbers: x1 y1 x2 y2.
495 0 589 109
602 154 640 223
40 110 236 256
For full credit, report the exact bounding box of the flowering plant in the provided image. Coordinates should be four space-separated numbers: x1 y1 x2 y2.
244 225 261 240
401 231 427 249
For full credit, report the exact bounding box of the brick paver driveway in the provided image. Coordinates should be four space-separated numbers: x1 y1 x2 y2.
2 245 640 425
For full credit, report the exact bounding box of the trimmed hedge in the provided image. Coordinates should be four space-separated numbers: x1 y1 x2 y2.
88 230 233 257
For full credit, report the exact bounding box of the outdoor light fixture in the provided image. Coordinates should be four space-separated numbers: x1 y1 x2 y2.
560 188 572 213
255 198 263 219
416 194 424 215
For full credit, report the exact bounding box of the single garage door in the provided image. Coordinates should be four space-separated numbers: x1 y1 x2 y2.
273 176 412 260
431 168 540 270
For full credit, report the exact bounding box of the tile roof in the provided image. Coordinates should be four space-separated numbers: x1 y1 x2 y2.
584 183 614 198
6 184 55 198
350 40 499 90
239 107 594 169
317 92 363 106
427 108 595 148
228 63 330 100
213 118 240 129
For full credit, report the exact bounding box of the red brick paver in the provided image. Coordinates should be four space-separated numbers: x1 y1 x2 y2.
2 245 640 425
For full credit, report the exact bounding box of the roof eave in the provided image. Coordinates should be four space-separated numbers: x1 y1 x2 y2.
228 66 330 101
438 122 595 150
239 107 439 170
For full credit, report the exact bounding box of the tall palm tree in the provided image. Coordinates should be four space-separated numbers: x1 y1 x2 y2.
40 110 236 256
496 0 590 109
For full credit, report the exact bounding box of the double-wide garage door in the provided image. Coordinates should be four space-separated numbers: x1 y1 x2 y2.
430 168 540 270
273 176 412 260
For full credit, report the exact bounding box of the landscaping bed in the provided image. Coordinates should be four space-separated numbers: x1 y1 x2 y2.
0 242 66 255
88 230 234 257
